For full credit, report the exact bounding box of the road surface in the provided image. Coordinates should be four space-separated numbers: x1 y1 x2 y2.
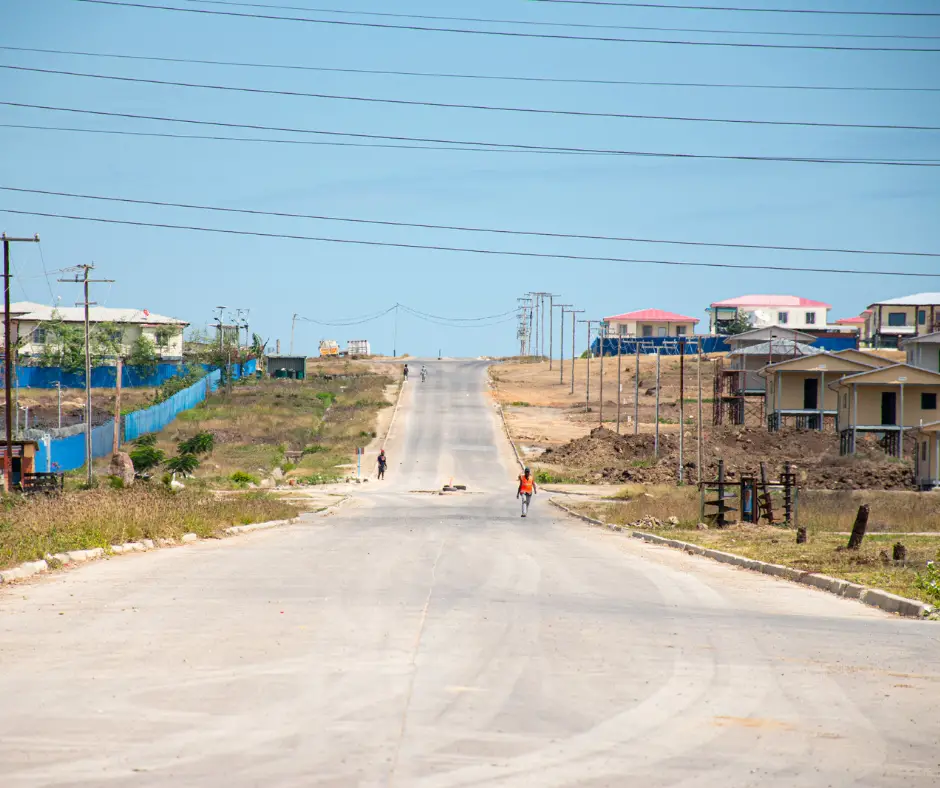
1 360 938 787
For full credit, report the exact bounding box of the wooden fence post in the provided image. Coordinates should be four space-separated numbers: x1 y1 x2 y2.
846 504 870 550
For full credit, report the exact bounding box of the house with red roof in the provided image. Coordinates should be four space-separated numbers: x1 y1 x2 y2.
708 295 831 334
604 308 699 339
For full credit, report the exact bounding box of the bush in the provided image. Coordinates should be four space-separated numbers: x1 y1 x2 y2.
166 454 200 475
178 431 214 456
129 445 166 473
281 462 296 473
302 444 328 455
133 433 157 447
915 560 940 605
510 401 531 407
230 470 260 487
316 391 336 406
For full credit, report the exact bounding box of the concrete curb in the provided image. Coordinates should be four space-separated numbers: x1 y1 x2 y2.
549 497 935 619
491 386 526 472
0 496 350 587
381 378 406 452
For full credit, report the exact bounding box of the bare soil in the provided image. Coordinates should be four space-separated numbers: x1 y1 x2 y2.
539 426 915 491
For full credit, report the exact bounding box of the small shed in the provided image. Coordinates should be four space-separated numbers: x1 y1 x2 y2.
0 440 39 489
913 421 940 490
265 355 307 380
902 331 940 373
760 353 875 432
830 363 940 457
727 339 821 394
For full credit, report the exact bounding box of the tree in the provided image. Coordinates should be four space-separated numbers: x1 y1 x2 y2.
721 312 754 336
127 335 159 375
35 312 124 372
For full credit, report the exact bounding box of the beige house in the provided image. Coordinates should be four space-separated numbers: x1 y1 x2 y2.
6 301 188 361
913 421 940 490
761 353 875 431
864 293 940 347
830 364 940 457
902 331 940 373
727 339 821 394
603 308 698 338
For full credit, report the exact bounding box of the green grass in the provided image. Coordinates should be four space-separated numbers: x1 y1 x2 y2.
0 487 299 570
510 401 531 407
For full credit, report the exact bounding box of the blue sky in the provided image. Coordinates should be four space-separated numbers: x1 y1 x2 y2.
1 0 939 356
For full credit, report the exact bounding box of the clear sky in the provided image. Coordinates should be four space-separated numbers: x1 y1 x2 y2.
1 0 939 356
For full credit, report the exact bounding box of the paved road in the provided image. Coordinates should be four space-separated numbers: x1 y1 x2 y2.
1 360 938 787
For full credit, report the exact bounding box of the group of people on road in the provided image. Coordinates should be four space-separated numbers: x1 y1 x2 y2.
403 363 428 382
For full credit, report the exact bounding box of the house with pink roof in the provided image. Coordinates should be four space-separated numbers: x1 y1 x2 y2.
708 294 831 334
603 308 699 339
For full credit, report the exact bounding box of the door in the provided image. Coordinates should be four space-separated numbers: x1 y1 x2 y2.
803 377 818 410
881 391 897 425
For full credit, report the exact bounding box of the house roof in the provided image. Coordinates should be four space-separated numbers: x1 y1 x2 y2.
901 331 940 347
728 340 821 357
710 294 831 309
828 363 940 390
832 348 894 367
868 293 940 307
758 352 875 376
834 316 866 325
604 308 699 324
914 420 940 434
4 301 188 326
725 325 817 344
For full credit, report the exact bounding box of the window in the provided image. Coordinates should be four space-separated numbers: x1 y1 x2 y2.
108 329 123 344
32 326 47 344
676 325 687 336
642 325 653 338
887 312 907 327
657 326 667 337
922 392 937 410
155 330 170 348
918 310 926 325
618 324 628 337
804 312 817 325
777 312 789 324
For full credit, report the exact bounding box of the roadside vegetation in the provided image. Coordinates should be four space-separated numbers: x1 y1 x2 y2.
0 487 299 570
571 485 940 605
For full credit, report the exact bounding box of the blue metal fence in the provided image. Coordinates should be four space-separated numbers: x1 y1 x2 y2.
10 362 190 389
34 358 257 472
591 334 858 356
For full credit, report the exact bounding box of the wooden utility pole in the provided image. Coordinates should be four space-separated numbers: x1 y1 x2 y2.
697 345 704 485
556 304 571 384
654 350 661 459
633 339 640 436
547 294 561 370
113 355 123 454
569 310 584 396
60 264 114 487
3 233 39 491
579 319 596 412
616 332 623 433
679 337 686 484
599 322 605 425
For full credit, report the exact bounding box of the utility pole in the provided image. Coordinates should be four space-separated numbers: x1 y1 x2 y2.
290 313 298 355
214 305 227 352
578 319 597 412
556 304 571 383
697 343 704 485
546 293 560 370
60 264 114 487
617 332 623 433
655 350 661 459
569 310 584 396
634 339 641 436
679 336 686 485
599 321 605 426
3 233 39 491
393 303 399 357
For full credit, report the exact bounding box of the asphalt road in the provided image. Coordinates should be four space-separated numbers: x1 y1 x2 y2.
1 360 938 787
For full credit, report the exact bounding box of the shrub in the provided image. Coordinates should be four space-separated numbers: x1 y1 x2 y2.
230 470 260 487
510 401 531 407
166 454 200 475
915 560 940 605
129 445 166 473
281 462 297 473
316 391 336 406
178 431 214 456
133 433 157 447
303 444 328 455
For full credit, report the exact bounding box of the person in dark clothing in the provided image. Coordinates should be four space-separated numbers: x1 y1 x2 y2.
377 449 388 480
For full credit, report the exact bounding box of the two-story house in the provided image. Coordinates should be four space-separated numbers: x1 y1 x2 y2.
864 293 940 348
708 295 831 334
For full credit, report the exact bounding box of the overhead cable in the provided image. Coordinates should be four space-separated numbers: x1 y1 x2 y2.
4 46 936 92
4 208 939 279
2 103 934 167
179 0 940 39
70 1 940 51
6 186 937 259
529 0 940 16
6 65 938 132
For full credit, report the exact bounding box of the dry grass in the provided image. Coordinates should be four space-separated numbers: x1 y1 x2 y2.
573 485 940 603
0 487 299 570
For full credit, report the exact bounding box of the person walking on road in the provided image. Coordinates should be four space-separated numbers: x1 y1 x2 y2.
377 449 388 480
403 363 409 382
517 467 537 518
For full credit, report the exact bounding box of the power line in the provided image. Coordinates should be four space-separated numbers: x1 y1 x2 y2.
397 304 521 322
7 65 938 132
297 305 397 326
70 1 940 51
4 207 939 279
295 304 520 327
179 0 940 39
6 186 938 259
4 46 936 92
2 103 935 167
529 1 940 16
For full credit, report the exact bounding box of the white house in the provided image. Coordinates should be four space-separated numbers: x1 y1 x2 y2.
603 308 699 338
708 295 831 334
4 301 189 361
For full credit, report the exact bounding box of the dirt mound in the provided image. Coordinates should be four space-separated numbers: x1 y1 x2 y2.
539 425 915 491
